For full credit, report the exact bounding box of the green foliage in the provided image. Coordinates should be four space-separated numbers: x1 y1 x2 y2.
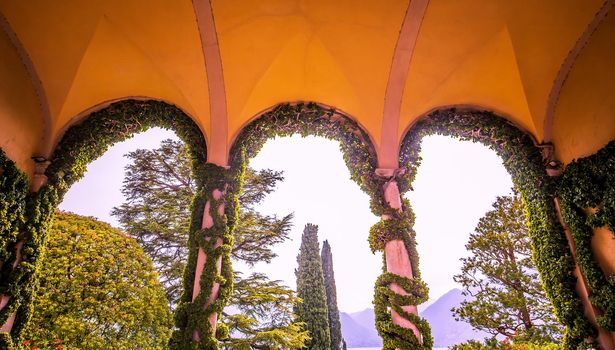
111 138 302 348
295 224 331 350
452 337 561 350
112 139 195 305
0 149 29 328
0 100 220 349
170 162 243 350
453 193 563 342
400 108 596 350
112 140 293 307
38 99 238 350
45 100 207 198
0 100 208 348
321 240 343 350
232 168 294 266
0 149 28 269
0 154 59 346
229 103 378 206
220 273 309 349
369 196 432 350
23 212 172 349
229 102 432 349
558 140 615 331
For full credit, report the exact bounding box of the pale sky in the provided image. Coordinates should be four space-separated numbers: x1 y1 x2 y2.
60 128 513 313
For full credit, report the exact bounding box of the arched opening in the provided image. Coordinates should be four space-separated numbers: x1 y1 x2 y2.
232 134 381 349
221 103 442 350
407 134 513 310
399 108 596 349
0 99 208 347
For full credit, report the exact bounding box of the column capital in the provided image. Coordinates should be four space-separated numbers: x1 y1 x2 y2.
31 156 51 192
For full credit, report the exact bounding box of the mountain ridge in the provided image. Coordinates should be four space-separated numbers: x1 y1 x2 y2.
340 288 489 348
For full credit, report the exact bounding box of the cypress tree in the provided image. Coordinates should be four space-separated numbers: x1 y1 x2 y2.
321 240 343 350
295 223 331 350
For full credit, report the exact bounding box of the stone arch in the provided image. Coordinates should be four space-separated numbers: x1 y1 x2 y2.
228 102 434 349
399 107 596 349
229 102 378 191
47 99 207 198
171 101 383 349
0 99 207 347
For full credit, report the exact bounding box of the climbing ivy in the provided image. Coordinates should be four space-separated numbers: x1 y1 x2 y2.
170 161 244 349
400 108 598 350
0 149 29 339
558 140 615 332
46 100 207 195
0 99 214 349
3 101 603 350
229 102 377 195
370 197 433 350
230 102 432 350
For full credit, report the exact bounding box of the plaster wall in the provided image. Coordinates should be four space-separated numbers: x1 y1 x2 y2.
0 27 43 177
552 12 615 164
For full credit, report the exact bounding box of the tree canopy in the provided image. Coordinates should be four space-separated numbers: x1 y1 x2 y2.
111 138 305 348
321 240 343 350
23 212 172 350
220 273 309 349
295 223 331 350
452 193 563 343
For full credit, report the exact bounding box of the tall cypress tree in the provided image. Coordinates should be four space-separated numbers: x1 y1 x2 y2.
321 240 343 350
295 223 331 350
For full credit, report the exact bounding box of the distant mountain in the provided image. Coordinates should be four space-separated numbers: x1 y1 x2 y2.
348 308 377 332
340 289 489 348
340 310 381 348
420 288 490 347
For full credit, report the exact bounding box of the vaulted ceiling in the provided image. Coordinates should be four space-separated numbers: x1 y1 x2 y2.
1 0 613 175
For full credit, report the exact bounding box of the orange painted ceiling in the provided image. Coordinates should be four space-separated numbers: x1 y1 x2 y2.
0 0 613 170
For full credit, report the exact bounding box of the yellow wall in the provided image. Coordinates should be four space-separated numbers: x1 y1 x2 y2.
0 27 44 177
552 12 615 164
0 0 211 149
214 0 409 145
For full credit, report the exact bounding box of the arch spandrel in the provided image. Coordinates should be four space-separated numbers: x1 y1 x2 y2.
51 97 209 161
0 23 44 178
398 0 605 145
552 10 615 165
399 1 536 141
214 0 409 148
0 0 212 148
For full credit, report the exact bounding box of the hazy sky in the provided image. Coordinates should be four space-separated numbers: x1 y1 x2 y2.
60 128 513 313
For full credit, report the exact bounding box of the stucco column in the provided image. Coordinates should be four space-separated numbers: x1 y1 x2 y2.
192 188 225 341
382 179 422 342
0 158 49 335
554 198 615 350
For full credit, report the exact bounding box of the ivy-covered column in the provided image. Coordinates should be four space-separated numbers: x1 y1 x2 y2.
171 162 243 350
369 169 432 350
558 140 615 349
0 154 56 349
0 151 28 348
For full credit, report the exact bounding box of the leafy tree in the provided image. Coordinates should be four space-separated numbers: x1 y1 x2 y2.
111 139 304 348
452 193 563 342
321 240 343 350
220 273 309 349
23 212 172 350
295 223 331 350
451 338 560 350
